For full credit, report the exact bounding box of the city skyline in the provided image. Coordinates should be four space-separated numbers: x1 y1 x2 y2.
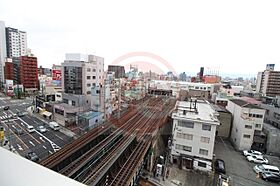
1 0 280 77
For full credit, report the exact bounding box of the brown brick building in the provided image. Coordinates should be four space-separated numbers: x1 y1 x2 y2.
20 56 38 90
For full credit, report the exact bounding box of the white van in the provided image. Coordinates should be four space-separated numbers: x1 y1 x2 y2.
27 125 35 133
49 122 60 131
254 164 280 174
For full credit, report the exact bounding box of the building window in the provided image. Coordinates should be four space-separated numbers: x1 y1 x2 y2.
245 125 252 129
201 136 210 143
96 90 100 94
87 76 91 79
87 68 91 72
178 120 194 128
243 134 251 138
87 83 91 87
99 76 101 79
199 149 208 156
63 99 68 104
92 83 96 87
93 69 96 72
176 132 193 140
202 124 211 131
99 69 101 72
72 101 76 106
255 124 261 128
87 91 91 94
198 161 207 168
92 76 96 79
175 144 192 152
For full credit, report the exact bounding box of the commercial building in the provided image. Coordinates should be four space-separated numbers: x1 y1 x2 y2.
171 99 220 173
5 27 27 58
4 58 20 85
256 64 280 97
108 65 125 78
53 53 104 126
227 99 266 151
20 56 38 92
0 21 6 86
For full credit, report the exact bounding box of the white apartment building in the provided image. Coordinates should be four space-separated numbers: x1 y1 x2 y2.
171 99 220 172
227 99 265 151
0 21 6 84
5 27 27 58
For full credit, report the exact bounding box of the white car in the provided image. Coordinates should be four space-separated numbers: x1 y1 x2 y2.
37 125 47 133
247 155 269 164
243 150 262 156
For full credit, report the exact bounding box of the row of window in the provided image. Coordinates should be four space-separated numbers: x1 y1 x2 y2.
244 124 261 129
87 83 96 87
175 144 209 156
87 76 102 80
246 113 263 119
176 132 210 143
87 68 102 73
177 120 212 131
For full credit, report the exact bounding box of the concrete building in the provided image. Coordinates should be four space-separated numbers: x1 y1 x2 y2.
78 111 104 130
150 80 213 98
5 27 27 58
0 21 6 86
227 99 266 151
256 64 280 97
171 99 220 173
212 105 232 138
262 123 280 156
54 53 104 126
4 57 20 85
260 102 280 129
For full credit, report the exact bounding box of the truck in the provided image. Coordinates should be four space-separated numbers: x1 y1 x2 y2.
49 122 60 131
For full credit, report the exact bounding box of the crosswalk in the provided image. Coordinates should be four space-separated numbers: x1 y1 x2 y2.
0 114 15 120
50 141 61 152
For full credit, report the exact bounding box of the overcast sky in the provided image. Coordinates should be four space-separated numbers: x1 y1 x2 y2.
1 0 280 77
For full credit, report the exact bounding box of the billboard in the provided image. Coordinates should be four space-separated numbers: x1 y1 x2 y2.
52 70 62 80
5 79 14 96
266 64 275 71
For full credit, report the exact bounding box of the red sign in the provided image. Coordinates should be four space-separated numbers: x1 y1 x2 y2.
52 70 62 80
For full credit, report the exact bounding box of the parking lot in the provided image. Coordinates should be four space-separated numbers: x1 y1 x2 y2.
214 137 280 186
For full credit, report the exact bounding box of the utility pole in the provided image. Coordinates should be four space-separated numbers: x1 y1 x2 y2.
118 79 121 119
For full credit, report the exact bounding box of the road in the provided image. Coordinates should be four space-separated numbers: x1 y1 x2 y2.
0 96 72 161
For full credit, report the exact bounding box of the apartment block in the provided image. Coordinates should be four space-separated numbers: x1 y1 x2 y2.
5 27 27 58
256 64 280 97
171 99 219 172
20 56 38 92
227 99 266 151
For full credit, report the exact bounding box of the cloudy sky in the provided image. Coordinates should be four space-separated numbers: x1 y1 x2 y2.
1 0 280 77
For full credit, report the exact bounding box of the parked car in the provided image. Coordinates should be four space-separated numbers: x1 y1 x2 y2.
243 150 262 157
25 151 39 162
215 159 226 174
247 155 269 164
260 172 280 183
254 164 280 174
3 106 9 110
15 127 23 135
218 174 230 186
37 125 47 133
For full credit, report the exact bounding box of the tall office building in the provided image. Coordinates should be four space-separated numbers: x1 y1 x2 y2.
20 56 38 91
5 27 27 58
256 64 280 97
0 21 7 85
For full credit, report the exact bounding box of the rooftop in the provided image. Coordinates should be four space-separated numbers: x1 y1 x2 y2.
173 99 219 124
230 99 262 109
79 111 102 120
211 104 230 113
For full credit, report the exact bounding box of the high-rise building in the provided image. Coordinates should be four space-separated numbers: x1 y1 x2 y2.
256 64 280 97
0 21 6 85
20 56 38 91
108 65 125 78
5 27 27 58
4 58 20 85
